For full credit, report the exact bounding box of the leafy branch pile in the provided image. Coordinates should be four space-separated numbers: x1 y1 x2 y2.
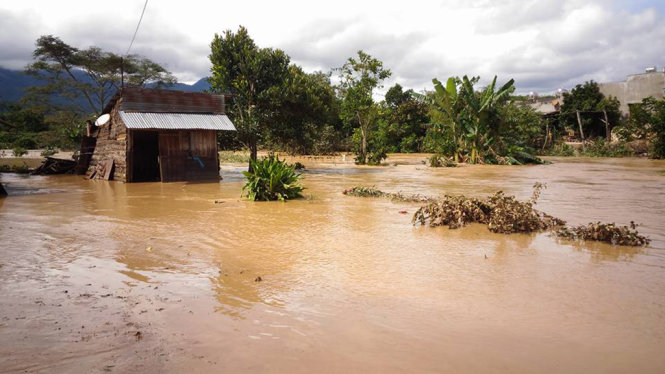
555 222 650 246
343 184 649 246
412 189 564 233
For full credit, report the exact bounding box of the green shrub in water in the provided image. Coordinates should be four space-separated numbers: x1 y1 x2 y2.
242 155 304 201
12 147 27 157
427 154 456 167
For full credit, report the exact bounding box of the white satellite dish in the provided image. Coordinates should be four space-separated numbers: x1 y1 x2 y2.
95 114 111 127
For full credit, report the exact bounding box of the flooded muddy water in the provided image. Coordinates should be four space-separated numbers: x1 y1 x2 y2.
1 155 665 373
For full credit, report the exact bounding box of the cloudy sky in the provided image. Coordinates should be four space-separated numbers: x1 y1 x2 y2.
1 0 664 94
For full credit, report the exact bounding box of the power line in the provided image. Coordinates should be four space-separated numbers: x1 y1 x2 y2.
126 0 149 56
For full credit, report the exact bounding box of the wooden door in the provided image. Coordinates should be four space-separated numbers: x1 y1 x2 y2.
158 132 185 182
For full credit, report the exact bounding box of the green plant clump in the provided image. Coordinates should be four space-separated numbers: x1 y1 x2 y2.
12 147 27 158
579 139 633 157
540 142 575 157
242 155 304 201
40 146 58 157
428 154 456 167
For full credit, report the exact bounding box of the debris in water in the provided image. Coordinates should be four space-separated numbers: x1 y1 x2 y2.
146 246 152 252
344 183 649 246
398 210 408 214
343 186 434 203
134 331 143 340
254 276 263 282
411 188 565 233
555 221 650 246
214 200 224 204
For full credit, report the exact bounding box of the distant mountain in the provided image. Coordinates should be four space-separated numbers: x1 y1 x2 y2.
148 77 211 92
0 67 211 104
0 67 43 102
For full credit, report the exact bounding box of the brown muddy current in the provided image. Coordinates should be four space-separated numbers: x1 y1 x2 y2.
1 155 665 373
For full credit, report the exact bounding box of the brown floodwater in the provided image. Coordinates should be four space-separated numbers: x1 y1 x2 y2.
1 155 665 373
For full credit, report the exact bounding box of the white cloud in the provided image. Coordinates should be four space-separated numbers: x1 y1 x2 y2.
0 0 664 95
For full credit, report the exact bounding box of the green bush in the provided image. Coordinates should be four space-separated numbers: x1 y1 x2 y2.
12 147 27 157
579 138 633 157
540 142 575 156
242 155 305 201
428 154 456 167
41 146 58 157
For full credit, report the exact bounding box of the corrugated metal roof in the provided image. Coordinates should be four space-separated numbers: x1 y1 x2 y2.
119 111 236 131
120 88 225 114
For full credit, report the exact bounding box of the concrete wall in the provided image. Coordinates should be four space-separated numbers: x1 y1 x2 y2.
599 72 665 114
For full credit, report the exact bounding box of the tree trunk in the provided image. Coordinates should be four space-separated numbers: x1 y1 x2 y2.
248 136 258 173
0 182 7 197
360 126 367 164
576 110 584 140
542 121 550 151
603 110 611 142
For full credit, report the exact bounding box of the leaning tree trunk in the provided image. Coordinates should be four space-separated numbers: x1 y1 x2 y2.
248 136 258 173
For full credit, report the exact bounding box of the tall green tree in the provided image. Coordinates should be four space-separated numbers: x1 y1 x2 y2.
265 65 340 154
209 26 290 167
25 35 176 116
627 97 665 158
378 84 429 152
337 50 391 164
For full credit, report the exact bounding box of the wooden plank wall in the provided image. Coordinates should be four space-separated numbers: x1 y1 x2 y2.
86 100 128 182
186 130 219 181
156 130 219 182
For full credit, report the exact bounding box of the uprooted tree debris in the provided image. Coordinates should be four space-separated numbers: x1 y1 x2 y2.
555 222 649 246
343 183 650 246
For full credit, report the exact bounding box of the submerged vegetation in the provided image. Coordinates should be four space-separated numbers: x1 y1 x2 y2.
427 154 456 167
343 186 433 203
556 222 650 247
344 184 649 246
242 155 304 201
412 183 564 233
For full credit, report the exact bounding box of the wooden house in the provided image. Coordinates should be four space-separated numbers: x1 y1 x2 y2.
86 88 235 183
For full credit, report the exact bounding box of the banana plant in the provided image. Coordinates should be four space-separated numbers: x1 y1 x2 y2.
459 75 515 163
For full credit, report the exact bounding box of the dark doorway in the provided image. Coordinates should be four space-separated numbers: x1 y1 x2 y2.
131 131 160 182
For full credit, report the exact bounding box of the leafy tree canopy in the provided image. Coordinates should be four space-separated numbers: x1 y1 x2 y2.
209 26 290 164
561 80 621 138
337 50 391 164
25 35 176 116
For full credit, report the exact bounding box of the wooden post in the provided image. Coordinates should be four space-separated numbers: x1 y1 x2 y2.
576 110 585 141
0 182 7 197
542 120 550 151
603 110 611 142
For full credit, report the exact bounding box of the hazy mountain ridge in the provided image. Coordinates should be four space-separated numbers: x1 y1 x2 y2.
0 67 211 104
